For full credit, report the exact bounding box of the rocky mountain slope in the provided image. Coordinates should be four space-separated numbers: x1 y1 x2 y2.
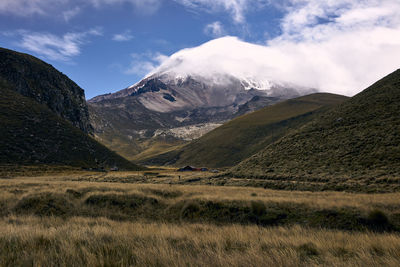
88 37 320 161
230 69 400 179
90 73 306 113
89 74 313 161
0 48 141 170
0 47 92 133
144 93 348 167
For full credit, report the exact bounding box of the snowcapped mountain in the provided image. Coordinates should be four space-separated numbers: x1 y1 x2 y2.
88 37 317 161
90 37 316 111
90 72 310 113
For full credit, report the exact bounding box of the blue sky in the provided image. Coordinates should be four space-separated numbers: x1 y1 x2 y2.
1 0 400 98
0 0 283 98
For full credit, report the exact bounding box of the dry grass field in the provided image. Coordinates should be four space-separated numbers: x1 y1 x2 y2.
2 216 400 266
0 169 400 266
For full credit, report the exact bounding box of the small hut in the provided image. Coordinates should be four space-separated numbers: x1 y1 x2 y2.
177 166 195 172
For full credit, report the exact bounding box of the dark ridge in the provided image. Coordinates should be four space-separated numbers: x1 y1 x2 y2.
0 47 92 134
0 87 142 170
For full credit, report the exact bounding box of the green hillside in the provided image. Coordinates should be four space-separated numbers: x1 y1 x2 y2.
0 87 142 170
144 93 348 167
230 69 400 180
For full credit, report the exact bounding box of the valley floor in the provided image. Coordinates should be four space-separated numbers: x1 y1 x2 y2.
1 170 400 266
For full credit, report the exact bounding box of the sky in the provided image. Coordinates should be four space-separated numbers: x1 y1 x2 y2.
1 0 400 98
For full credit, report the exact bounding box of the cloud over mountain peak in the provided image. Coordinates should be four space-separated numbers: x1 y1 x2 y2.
146 0 400 96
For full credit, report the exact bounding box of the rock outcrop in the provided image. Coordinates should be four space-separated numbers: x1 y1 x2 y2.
0 47 92 134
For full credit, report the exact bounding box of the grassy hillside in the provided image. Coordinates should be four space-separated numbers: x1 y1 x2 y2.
230 69 400 179
144 93 348 167
0 87 142 170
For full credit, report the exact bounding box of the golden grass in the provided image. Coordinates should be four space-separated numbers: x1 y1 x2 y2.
1 174 400 212
1 173 400 266
1 216 400 266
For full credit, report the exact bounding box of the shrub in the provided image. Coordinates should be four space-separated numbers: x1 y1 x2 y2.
367 209 391 231
250 201 266 216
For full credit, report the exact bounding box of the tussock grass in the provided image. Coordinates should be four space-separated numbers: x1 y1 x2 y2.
1 176 400 231
1 216 400 266
1 174 400 265
14 192 74 217
2 174 400 211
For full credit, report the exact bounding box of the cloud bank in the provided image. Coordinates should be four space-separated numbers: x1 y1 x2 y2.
149 0 400 96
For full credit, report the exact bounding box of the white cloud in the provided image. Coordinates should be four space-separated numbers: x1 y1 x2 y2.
112 30 134 42
278 0 400 41
0 0 67 16
204 21 225 37
89 0 161 14
1 0 263 23
125 52 168 76
63 6 81 22
175 0 269 24
0 0 161 17
148 0 400 96
267 0 400 95
16 28 102 61
1 0 264 21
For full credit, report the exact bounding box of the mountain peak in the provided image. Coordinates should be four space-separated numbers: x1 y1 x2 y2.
150 36 277 89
